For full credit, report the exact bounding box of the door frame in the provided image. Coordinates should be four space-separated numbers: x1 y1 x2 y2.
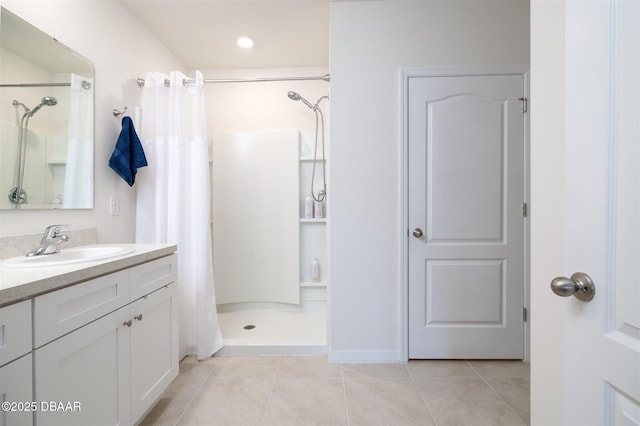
400 66 530 361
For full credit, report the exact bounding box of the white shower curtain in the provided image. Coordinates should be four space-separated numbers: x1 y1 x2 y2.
63 74 93 208
135 71 224 359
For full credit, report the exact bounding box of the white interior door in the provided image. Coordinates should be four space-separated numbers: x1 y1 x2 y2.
531 0 640 424
407 72 527 359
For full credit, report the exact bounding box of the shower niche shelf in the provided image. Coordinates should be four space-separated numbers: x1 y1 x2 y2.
300 281 327 288
299 131 328 301
299 219 327 290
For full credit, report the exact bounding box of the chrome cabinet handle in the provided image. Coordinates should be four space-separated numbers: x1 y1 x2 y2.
412 228 423 238
134 314 143 321
550 272 595 301
123 320 133 327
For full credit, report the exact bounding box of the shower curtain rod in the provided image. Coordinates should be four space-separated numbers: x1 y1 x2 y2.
0 81 92 89
136 74 330 88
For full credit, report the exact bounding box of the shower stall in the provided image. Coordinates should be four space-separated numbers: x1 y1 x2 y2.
204 70 330 355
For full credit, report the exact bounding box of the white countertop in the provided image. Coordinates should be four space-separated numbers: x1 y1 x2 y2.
0 243 177 307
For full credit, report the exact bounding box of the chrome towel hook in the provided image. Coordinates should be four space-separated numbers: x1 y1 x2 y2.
112 106 128 117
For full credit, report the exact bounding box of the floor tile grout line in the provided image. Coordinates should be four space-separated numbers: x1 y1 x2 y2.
173 356 218 426
259 355 283 426
466 360 528 426
481 377 528 425
406 363 440 426
340 364 351 426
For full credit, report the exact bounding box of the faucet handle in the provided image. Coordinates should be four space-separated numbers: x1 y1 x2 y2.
43 224 70 238
45 224 69 230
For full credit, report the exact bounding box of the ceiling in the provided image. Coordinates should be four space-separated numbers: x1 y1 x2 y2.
119 0 330 70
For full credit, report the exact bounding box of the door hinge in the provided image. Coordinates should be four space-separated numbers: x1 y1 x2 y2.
518 97 528 113
522 202 528 217
523 307 528 322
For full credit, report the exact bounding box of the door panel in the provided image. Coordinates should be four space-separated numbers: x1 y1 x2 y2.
408 73 526 359
562 0 640 422
531 0 640 423
426 260 504 323
427 94 505 242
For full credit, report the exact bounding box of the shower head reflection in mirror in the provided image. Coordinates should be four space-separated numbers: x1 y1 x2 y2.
8 96 58 206
13 96 58 119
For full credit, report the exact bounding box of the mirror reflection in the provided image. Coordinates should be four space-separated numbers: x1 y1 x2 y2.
0 7 94 209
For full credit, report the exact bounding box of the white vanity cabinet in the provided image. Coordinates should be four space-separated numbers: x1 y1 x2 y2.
32 254 178 426
0 300 33 426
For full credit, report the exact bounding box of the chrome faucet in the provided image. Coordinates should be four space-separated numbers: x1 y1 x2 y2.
27 225 70 257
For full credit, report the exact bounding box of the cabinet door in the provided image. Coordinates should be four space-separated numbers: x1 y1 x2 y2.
34 306 131 426
0 300 31 366
0 354 32 426
130 283 178 422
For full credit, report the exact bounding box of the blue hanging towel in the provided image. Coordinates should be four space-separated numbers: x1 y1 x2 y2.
109 116 148 186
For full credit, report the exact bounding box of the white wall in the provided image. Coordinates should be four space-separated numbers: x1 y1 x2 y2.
0 1 184 242
329 0 529 361
199 67 329 134
0 48 54 126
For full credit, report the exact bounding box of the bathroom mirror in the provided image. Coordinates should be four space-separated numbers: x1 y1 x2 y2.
0 7 94 209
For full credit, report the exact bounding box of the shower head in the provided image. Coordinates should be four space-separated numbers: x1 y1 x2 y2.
28 96 57 117
42 96 58 106
287 91 316 111
287 91 301 101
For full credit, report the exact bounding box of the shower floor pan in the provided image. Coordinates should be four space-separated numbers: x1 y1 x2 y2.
216 304 327 356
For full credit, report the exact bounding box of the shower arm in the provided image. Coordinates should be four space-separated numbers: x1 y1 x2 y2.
314 96 329 108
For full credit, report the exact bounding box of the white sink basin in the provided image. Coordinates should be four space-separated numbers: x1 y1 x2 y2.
2 245 135 268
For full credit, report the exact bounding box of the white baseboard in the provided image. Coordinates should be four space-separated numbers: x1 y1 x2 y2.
328 350 403 364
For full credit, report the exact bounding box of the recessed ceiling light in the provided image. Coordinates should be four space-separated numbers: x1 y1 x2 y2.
237 36 254 49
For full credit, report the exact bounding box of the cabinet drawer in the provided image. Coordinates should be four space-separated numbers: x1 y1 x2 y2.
34 270 130 347
130 254 177 300
0 300 31 367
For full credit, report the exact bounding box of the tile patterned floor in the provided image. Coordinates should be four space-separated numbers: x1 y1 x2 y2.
141 356 530 426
